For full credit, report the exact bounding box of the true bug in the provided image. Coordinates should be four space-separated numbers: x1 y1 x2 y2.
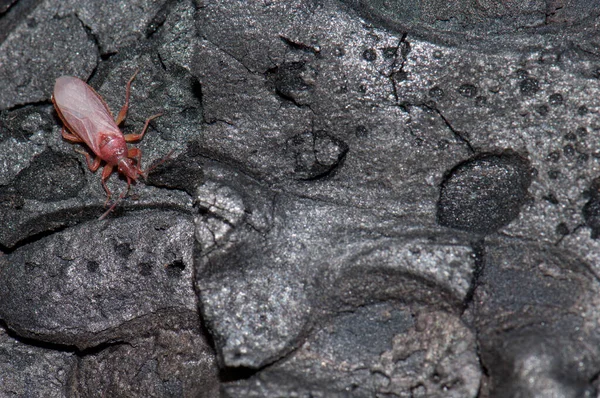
52 70 162 215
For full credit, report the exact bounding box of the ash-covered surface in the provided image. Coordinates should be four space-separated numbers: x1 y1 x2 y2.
2 0 600 396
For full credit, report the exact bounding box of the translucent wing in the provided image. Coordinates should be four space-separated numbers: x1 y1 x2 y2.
53 76 121 154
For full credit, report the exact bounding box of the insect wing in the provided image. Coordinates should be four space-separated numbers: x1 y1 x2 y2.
53 77 121 154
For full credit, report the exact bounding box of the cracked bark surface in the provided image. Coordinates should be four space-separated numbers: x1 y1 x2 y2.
2 0 600 396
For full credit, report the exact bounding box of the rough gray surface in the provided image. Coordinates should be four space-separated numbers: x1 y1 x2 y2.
0 328 76 397
73 319 219 398
438 152 533 235
2 0 600 396
222 304 480 397
0 1 98 109
470 238 600 398
194 162 475 370
0 211 197 348
0 52 195 248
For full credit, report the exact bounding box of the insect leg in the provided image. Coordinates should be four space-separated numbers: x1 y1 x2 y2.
127 147 142 166
101 165 115 206
61 127 84 143
115 69 139 125
74 148 102 172
123 113 163 142
98 189 127 221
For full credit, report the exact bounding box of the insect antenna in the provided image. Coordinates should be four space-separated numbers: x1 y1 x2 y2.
98 189 128 220
141 149 175 179
99 151 175 220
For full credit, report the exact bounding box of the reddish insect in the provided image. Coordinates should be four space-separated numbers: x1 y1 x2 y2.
52 70 162 216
